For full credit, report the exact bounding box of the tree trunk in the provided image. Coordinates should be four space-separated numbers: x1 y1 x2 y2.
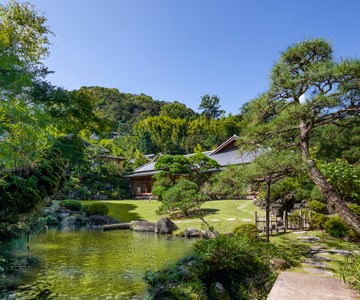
265 176 271 242
299 119 360 234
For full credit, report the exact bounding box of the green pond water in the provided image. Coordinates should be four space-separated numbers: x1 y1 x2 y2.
0 227 195 299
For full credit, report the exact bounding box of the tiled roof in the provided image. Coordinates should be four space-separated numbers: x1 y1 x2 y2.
208 148 264 167
127 136 265 178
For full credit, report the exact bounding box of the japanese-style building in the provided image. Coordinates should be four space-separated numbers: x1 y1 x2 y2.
126 135 263 198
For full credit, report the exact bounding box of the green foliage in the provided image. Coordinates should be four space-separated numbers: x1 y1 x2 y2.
188 152 220 186
138 131 156 155
145 235 282 300
310 186 324 202
238 38 360 232
159 179 207 216
0 148 65 223
348 203 360 217
160 101 196 120
207 165 248 198
324 216 348 238
232 224 260 240
198 94 223 119
339 254 360 291
59 200 82 211
321 159 360 204
84 203 109 216
0 0 52 94
309 212 328 230
307 200 327 214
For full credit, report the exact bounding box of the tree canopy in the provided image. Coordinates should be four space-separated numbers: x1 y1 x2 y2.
240 38 360 233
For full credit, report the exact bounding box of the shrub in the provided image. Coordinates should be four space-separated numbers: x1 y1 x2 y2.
59 200 82 211
84 203 109 216
159 179 207 217
309 212 328 230
307 200 327 214
145 236 280 299
324 216 348 238
348 203 360 217
232 224 260 240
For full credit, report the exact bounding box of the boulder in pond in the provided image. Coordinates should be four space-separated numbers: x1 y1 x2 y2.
130 221 155 232
200 229 219 239
155 217 178 234
184 227 201 238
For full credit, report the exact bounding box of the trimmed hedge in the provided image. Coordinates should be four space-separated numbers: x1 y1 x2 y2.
59 200 82 211
84 203 109 216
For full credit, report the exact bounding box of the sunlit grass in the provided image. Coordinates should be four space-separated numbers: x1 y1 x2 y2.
78 199 262 233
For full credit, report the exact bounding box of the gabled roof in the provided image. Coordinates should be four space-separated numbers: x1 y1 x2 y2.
126 136 264 178
210 135 239 156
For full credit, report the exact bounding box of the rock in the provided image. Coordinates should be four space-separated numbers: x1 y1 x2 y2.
177 265 193 280
312 254 333 262
130 221 155 232
270 258 289 270
63 216 77 226
208 282 230 300
299 236 321 242
304 267 334 276
184 228 201 238
200 229 219 239
155 217 178 234
0 266 4 272
303 260 328 268
329 248 351 255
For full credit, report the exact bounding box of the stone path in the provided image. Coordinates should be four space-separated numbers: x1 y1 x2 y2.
268 233 359 299
267 271 358 300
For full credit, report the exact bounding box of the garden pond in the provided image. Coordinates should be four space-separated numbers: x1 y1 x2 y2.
0 227 195 299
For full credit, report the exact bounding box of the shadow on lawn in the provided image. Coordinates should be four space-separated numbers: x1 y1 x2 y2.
201 208 220 216
107 203 143 222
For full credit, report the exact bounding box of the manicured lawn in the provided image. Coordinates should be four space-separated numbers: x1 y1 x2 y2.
79 199 263 233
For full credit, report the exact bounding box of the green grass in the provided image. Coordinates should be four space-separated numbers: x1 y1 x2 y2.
79 199 262 233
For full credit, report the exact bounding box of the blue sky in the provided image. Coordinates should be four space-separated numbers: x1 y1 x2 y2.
22 0 360 115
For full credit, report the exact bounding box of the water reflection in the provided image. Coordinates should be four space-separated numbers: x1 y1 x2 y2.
0 227 194 299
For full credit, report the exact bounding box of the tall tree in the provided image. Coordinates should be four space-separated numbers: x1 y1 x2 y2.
0 0 52 95
240 39 360 233
198 94 223 119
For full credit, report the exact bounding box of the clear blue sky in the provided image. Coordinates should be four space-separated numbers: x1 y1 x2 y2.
22 0 360 115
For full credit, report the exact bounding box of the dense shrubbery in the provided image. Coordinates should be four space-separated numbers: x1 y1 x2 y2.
324 216 348 238
307 200 327 214
232 224 260 241
145 234 289 299
59 200 82 211
309 212 328 230
83 203 109 216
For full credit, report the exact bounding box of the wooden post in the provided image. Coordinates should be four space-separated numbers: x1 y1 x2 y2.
283 211 287 232
299 210 302 230
254 211 258 229
275 216 279 233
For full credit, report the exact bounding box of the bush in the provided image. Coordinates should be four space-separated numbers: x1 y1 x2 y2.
159 179 207 217
324 216 348 238
232 224 260 240
59 200 82 211
348 203 360 217
309 212 328 230
145 236 280 299
84 203 109 216
307 200 327 214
